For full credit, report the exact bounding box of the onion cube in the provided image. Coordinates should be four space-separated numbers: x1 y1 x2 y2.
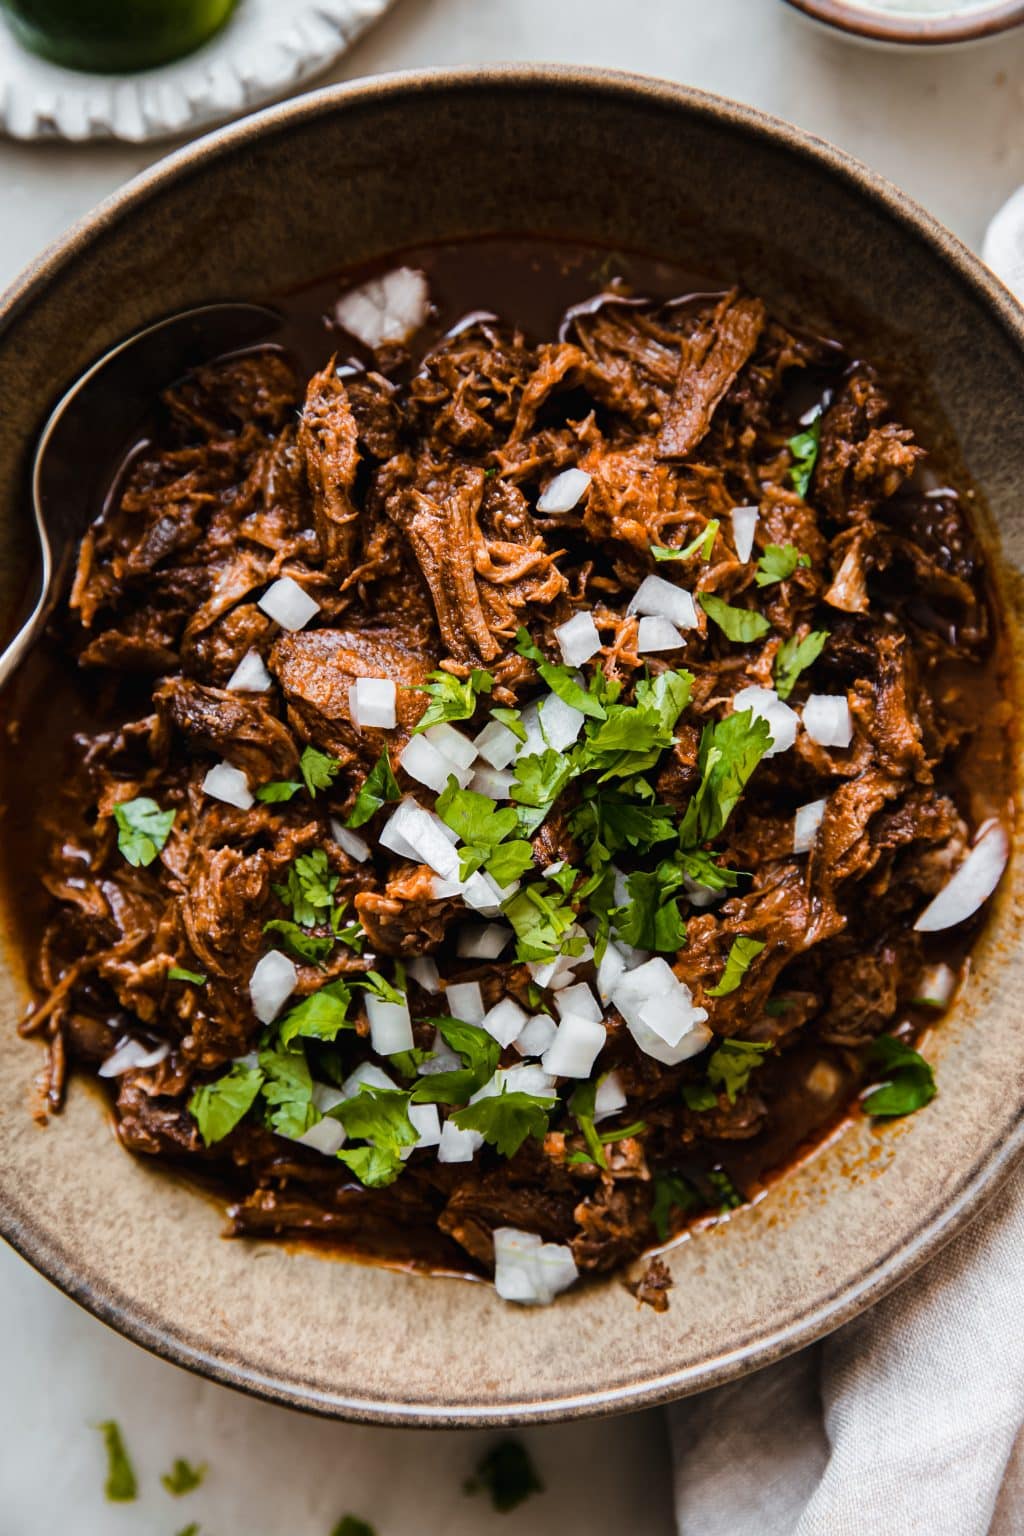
731 505 759 563
445 980 485 1023
424 722 477 770
462 869 515 916
474 718 520 770
593 1071 627 1123
226 649 273 693
914 962 957 1009
542 1013 606 1078
400 733 472 793
366 995 414 1056
437 1120 483 1163
249 950 297 1024
914 820 1009 933
98 1038 170 1078
555 982 602 1024
349 677 397 731
334 267 429 350
596 942 628 1003
803 693 853 749
407 955 441 993
418 1029 463 1076
379 799 461 881
202 760 253 811
628 574 698 630
538 691 586 751
402 1102 442 1158
312 1082 347 1115
554 611 602 667
493 1226 578 1305
481 996 528 1048
457 923 511 960
293 1118 346 1156
341 1061 395 1097
627 1013 712 1066
470 764 515 800
501 1063 557 1098
537 467 591 514
733 685 798 757
513 1013 558 1058
258 575 320 632
330 818 370 863
794 798 827 854
637 614 685 653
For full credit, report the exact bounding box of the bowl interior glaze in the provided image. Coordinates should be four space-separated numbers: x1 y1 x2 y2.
1 68 1023 1425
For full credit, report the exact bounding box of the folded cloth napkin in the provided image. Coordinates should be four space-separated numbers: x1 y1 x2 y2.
982 187 1024 303
669 1161 1024 1534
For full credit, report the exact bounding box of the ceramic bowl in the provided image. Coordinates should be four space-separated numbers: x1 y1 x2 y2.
1 67 1023 1426
782 0 1024 47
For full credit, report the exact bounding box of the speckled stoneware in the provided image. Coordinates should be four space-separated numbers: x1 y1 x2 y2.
1 68 1023 1426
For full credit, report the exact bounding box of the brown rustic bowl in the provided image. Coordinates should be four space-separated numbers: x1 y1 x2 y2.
1 67 1023 1426
782 0 1024 47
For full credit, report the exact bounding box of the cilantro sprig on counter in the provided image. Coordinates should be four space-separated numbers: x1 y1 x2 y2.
98 1420 138 1503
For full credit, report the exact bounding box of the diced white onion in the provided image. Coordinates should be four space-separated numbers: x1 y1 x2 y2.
470 765 516 800
292 1118 346 1156
794 798 827 855
445 979 485 1024
480 996 529 1048
424 722 477 771
537 691 586 752
312 1082 347 1115
803 693 853 749
341 1061 395 1097
555 982 603 1024
596 942 628 1003
258 575 320 632
500 1063 558 1098
628 574 699 630
334 266 430 349
732 684 798 757
407 955 442 993
402 1102 442 1158
611 958 711 1059
513 1012 559 1058
437 1120 483 1163
98 1037 170 1078
914 820 1009 933
457 923 511 960
330 817 371 863
554 611 602 667
593 1071 628 1123
202 760 253 811
349 677 397 731
462 870 517 916
430 876 464 899
380 799 461 881
731 505 759 563
249 950 297 1024
637 615 685 653
418 1029 463 1076
541 1013 606 1078
626 1014 712 1066
914 962 958 1008
474 719 520 770
366 995 414 1055
493 1226 578 1305
226 649 273 693
516 702 547 759
400 734 472 793
537 467 592 514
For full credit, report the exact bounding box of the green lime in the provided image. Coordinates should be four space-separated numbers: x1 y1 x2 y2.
1 0 237 73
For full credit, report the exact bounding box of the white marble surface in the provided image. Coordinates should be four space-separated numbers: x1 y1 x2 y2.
3 2 1024 1532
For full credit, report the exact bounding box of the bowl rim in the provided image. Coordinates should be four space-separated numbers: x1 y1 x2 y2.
781 0 1024 44
3 63 1024 1426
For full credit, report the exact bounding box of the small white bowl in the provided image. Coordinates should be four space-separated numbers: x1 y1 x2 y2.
782 0 1024 48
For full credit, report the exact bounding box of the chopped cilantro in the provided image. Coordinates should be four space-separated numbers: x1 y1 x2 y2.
570 782 677 863
273 848 338 928
168 966 206 985
345 749 401 828
651 519 720 563
510 748 577 832
262 918 334 965
755 543 810 588
161 1458 206 1496
453 1085 553 1157
490 705 526 742
774 629 829 701
707 1038 773 1102
176 1525 200 1536
436 779 533 883
98 1420 137 1502
699 591 772 644
708 1167 744 1210
357 968 405 1005
465 1440 544 1513
277 979 353 1046
569 1080 608 1170
300 744 342 797
411 1018 500 1105
414 667 493 732
189 1061 263 1146
335 1085 419 1186
614 867 688 953
679 710 773 845
502 881 579 964
862 1035 936 1117
113 796 175 868
259 1044 317 1138
337 1143 406 1188
255 779 302 803
515 627 606 719
578 669 692 782
683 1082 719 1112
706 936 766 997
650 1173 700 1240
788 412 821 498
676 846 744 893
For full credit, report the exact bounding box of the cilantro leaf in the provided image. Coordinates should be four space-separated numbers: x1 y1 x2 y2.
862 1035 936 1117
465 1440 544 1513
335 1085 419 1186
176 1526 200 1536
510 748 578 834
502 881 579 963
98 1420 137 1503
300 744 342 797
277 979 353 1046
345 749 401 827
755 543 810 588
357 968 405 1005
273 848 338 928
259 1044 317 1138
571 783 677 862
788 412 821 498
189 1061 263 1146
161 1458 206 1497
708 1167 744 1210
168 966 206 985
569 1080 608 1170
113 796 175 868
491 705 527 742
650 1173 700 1240
579 669 692 781
683 1082 719 1111
262 919 334 965
255 779 302 803
676 847 744 892
679 710 773 845
774 629 829 701
614 868 688 953
411 1018 501 1105
332 1518 376 1536
337 1143 405 1188
699 591 772 643
435 779 525 879
414 668 493 732
453 1086 553 1158
651 519 720 563
706 936 766 997
707 1037 773 1101
514 627 606 720
485 838 535 886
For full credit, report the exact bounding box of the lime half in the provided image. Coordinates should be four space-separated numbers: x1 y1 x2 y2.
2 0 237 74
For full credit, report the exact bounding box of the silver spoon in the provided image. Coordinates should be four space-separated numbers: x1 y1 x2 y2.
0 301 281 690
